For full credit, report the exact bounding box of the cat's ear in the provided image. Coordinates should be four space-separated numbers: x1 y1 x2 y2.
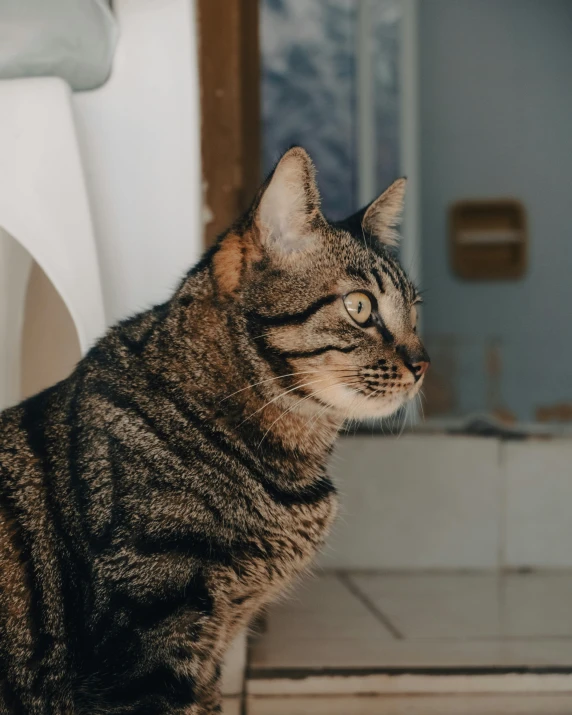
255 147 323 255
362 178 407 247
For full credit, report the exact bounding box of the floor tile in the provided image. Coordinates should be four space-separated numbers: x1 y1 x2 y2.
346 572 572 640
349 572 500 639
250 571 572 674
258 572 395 643
502 573 572 638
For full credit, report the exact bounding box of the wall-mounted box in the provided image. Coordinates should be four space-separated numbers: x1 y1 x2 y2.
450 199 527 280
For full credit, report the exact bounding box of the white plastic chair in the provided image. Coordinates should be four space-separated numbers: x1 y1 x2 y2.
0 77 106 410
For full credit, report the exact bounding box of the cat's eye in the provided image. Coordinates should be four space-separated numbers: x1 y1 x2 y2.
344 292 372 325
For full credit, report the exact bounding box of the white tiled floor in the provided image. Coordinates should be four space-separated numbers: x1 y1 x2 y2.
249 571 572 678
352 572 572 640
261 573 395 643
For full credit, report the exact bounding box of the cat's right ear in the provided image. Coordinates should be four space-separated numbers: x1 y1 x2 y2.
213 148 323 295
254 147 324 257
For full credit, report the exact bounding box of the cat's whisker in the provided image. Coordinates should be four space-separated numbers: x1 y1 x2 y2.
257 391 323 449
251 331 276 341
361 223 371 252
220 371 317 402
238 378 326 427
418 390 426 422
304 401 332 434
306 382 374 436
398 405 407 438
301 382 363 440
347 389 378 431
257 382 357 450
393 408 401 437
386 409 395 436
341 388 364 433
220 368 363 404
267 378 369 449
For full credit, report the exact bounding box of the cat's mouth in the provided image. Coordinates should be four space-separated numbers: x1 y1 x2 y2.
303 369 425 420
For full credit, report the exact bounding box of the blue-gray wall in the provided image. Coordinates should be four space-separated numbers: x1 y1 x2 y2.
420 0 572 420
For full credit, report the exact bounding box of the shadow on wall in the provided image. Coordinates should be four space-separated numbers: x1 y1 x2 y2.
0 229 80 411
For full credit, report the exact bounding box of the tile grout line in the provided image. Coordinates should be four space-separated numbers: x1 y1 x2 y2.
336 571 404 640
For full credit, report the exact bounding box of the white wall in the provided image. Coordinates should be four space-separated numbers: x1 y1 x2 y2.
323 433 572 570
419 0 572 421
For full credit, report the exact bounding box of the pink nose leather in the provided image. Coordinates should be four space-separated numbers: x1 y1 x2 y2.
415 361 430 377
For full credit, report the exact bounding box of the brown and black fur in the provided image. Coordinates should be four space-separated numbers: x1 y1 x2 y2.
0 148 429 714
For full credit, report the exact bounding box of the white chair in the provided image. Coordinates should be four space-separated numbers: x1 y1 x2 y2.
0 77 106 410
73 0 203 325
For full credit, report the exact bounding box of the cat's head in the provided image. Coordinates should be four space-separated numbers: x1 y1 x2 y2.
212 147 429 420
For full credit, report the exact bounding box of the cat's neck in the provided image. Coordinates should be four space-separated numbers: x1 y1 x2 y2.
146 281 343 467
232 388 343 461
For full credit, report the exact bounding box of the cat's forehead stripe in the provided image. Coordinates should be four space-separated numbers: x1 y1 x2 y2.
371 270 385 295
248 294 339 327
335 221 413 301
347 267 373 285
376 256 410 300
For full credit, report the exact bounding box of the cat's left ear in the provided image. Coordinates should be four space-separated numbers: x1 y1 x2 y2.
255 147 324 256
362 178 407 247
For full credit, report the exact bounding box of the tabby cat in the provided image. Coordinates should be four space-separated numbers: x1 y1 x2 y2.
0 147 429 714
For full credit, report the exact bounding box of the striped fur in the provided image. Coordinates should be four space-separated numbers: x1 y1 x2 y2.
0 148 428 713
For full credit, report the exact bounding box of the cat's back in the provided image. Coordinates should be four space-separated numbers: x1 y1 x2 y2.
0 379 68 530
0 374 75 493
0 378 79 709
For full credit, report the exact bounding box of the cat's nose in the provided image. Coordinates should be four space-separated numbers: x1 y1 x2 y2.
412 360 430 380
397 344 430 381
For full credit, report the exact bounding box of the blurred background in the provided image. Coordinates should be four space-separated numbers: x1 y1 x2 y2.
1 1 572 713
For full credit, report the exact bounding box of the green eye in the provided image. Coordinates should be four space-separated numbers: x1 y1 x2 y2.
344 292 372 325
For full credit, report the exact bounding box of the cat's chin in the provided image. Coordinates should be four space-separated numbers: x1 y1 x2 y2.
313 383 414 421
349 395 410 420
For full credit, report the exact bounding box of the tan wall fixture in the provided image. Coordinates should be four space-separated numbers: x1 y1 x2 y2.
450 199 527 280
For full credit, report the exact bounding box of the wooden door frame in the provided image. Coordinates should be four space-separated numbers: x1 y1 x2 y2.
197 0 419 270
196 0 261 248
